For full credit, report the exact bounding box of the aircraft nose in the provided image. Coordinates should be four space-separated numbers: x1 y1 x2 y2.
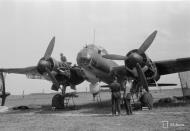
77 49 92 66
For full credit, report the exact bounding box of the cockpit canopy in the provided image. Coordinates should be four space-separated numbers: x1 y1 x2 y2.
77 44 108 66
85 44 108 55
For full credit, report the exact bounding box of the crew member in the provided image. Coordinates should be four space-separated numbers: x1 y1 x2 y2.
60 53 67 62
123 78 133 115
59 53 71 78
124 92 133 115
110 77 121 116
139 89 153 110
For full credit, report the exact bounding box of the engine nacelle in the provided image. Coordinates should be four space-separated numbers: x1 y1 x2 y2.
37 57 70 75
124 49 158 81
125 49 146 69
89 82 101 95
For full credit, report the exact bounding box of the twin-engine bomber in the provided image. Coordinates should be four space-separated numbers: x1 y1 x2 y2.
1 30 190 109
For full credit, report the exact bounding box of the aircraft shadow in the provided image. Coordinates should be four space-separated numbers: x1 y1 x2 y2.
153 101 190 108
5 99 112 115
5 99 190 115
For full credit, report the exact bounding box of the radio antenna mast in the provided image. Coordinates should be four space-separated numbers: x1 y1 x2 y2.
93 29 96 44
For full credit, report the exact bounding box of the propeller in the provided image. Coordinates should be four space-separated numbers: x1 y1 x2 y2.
0 37 58 105
103 54 127 60
37 37 60 90
102 31 158 92
44 37 55 59
138 30 157 54
136 63 149 92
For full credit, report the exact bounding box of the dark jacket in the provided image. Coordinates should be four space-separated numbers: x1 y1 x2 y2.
110 82 121 92
110 82 121 99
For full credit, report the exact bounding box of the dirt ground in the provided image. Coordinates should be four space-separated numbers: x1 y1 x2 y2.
0 88 190 131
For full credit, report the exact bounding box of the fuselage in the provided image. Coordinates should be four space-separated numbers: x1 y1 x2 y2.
77 44 118 84
77 44 160 85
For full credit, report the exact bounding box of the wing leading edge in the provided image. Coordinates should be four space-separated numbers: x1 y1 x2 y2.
155 57 190 75
0 66 37 74
0 66 47 80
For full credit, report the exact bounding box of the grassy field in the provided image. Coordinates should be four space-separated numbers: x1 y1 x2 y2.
0 88 190 131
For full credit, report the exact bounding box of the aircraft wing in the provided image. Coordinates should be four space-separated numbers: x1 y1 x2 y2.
0 66 37 74
154 57 190 75
111 57 190 78
0 66 48 80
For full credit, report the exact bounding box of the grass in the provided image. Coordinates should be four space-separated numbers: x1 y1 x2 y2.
0 88 189 131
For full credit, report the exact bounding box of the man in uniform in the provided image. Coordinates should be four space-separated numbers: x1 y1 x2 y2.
58 53 71 79
123 78 133 115
110 77 121 116
60 53 67 62
123 92 133 115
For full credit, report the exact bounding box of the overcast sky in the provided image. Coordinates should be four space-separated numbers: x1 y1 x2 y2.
0 1 190 94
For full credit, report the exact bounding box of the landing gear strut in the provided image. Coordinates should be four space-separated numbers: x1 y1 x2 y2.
0 72 10 106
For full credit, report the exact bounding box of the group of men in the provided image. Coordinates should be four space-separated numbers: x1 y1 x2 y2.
110 77 133 116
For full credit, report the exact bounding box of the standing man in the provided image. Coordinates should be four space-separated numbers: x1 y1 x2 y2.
123 78 133 115
110 77 121 116
123 92 133 115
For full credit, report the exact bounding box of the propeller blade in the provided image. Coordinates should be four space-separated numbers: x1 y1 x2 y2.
138 30 157 54
44 37 55 59
136 63 149 92
45 67 59 90
103 54 128 60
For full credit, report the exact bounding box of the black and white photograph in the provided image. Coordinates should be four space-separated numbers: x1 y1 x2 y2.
0 0 190 130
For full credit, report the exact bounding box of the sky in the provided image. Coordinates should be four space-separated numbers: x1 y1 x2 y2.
0 0 190 94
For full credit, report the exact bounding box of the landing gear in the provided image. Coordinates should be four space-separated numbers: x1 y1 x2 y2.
130 80 153 110
0 72 10 106
52 94 65 109
51 85 66 109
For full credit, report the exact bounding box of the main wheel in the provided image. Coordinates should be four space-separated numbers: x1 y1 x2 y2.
52 94 65 109
139 92 153 110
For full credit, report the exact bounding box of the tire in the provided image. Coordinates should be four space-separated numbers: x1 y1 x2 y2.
52 94 64 109
140 92 153 110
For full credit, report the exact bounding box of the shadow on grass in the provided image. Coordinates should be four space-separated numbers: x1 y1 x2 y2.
77 100 112 114
6 99 112 115
153 101 190 108
6 98 190 115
